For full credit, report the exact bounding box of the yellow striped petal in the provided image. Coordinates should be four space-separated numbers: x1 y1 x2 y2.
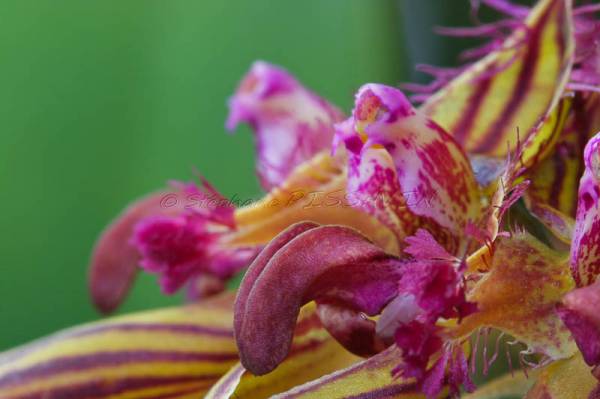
205 303 360 399
524 198 575 244
525 97 600 220
0 293 237 399
271 346 428 399
421 0 574 159
230 151 400 255
520 97 572 169
523 94 600 244
524 354 598 398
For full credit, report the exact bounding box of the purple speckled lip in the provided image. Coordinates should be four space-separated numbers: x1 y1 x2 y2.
336 82 484 262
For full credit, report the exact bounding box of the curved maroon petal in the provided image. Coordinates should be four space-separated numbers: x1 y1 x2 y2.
558 280 600 367
185 274 227 302
233 221 319 357
88 191 179 314
234 224 403 375
315 303 390 357
90 178 251 313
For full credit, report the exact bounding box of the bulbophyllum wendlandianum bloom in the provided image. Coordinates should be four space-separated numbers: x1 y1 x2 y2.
2 0 600 398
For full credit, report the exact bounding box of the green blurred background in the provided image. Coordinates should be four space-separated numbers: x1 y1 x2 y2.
0 0 481 351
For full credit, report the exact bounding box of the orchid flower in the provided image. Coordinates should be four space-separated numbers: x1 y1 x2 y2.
2 0 600 398
88 62 395 314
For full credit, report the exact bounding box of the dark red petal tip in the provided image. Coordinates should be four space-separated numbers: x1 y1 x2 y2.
316 303 390 357
558 281 600 366
233 221 319 358
88 191 172 314
234 224 402 375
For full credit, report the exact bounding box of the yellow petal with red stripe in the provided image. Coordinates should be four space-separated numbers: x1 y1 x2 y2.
205 303 360 399
0 293 237 399
522 94 600 244
525 96 600 220
520 97 572 169
462 371 537 399
421 0 574 159
524 354 598 398
269 346 429 399
230 151 400 255
524 198 575 244
456 233 577 360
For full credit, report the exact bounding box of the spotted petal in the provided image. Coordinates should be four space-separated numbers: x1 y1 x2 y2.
571 132 600 286
455 232 577 360
524 354 599 399
420 0 574 159
0 293 237 399
337 84 482 254
229 151 400 255
341 147 427 248
227 61 345 190
462 371 536 399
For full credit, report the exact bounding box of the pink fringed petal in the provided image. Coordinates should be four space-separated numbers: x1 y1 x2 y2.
132 180 258 294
